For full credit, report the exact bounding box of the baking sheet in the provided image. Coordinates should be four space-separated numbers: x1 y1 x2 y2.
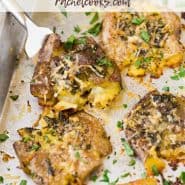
0 12 26 116
0 12 185 185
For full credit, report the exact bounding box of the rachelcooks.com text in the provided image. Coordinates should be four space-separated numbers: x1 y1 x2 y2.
55 0 131 8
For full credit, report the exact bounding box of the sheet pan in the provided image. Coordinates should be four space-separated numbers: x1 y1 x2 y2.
0 12 185 185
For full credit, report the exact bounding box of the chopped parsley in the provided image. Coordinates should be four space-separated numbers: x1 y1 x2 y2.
31 144 40 151
179 86 184 89
163 180 171 185
135 60 142 69
143 57 152 63
87 22 102 36
100 169 110 183
140 30 150 43
10 95 19 101
170 75 179 80
64 35 87 50
109 178 119 185
100 170 119 185
61 11 67 17
97 57 112 67
20 180 27 185
76 37 86 45
23 136 31 143
90 12 99 24
123 104 128 108
121 172 131 178
132 17 145 25
162 86 170 92
121 138 134 156
151 165 159 176
128 159 136 166
171 66 185 80
74 151 81 160
117 121 123 129
43 135 51 143
178 66 185 77
113 159 117 164
141 172 147 178
0 133 9 143
0 176 4 184
180 171 185 184
85 12 92 16
64 35 76 50
74 25 81 33
90 175 98 182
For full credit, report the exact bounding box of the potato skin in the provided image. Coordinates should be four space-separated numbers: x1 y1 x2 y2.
30 34 62 102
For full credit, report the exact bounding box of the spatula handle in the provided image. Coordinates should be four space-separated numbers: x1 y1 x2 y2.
1 0 27 27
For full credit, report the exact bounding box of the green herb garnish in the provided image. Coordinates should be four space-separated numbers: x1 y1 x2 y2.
90 175 98 182
0 134 9 143
143 57 152 63
64 35 76 50
100 169 110 183
20 180 27 185
43 135 51 143
170 75 179 80
163 180 171 185
88 22 102 36
90 12 99 24
179 86 184 89
61 11 67 17
140 30 150 43
10 95 19 101
31 144 40 151
132 17 145 25
109 178 119 185
178 66 185 77
74 25 81 33
121 138 134 156
141 172 147 178
75 151 81 160
162 86 170 92
151 165 159 176
121 172 130 178
0 176 4 184
171 66 185 80
85 12 92 16
135 60 142 69
97 57 112 67
180 171 185 184
76 37 87 45
117 121 123 129
23 136 31 143
113 159 117 164
123 104 128 108
128 159 136 166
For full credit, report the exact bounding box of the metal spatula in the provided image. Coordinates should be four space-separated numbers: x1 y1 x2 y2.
2 0 52 58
